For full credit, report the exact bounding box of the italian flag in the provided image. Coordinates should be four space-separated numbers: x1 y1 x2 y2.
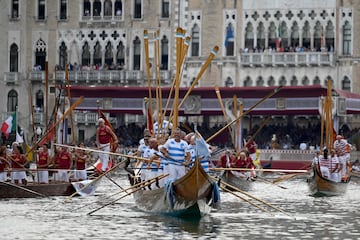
1 113 16 139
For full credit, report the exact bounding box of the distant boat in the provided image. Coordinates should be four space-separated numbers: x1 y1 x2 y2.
307 166 350 197
219 170 253 192
130 160 220 218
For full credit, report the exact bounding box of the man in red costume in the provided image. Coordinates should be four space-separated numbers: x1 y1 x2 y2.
96 118 118 172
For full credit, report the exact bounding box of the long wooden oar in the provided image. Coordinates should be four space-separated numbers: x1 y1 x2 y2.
87 174 169 215
207 86 283 143
210 176 291 217
1 181 48 198
210 167 309 173
254 176 287 189
272 172 309 184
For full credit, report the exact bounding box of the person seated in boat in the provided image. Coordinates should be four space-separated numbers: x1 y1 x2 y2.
0 146 10 182
74 143 88 181
230 151 254 180
312 150 321 167
10 142 28 185
244 135 257 161
146 138 163 188
56 146 73 182
36 144 51 184
329 149 341 182
218 149 234 168
161 128 190 181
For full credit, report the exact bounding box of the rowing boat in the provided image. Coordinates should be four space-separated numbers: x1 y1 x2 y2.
219 170 253 191
307 166 350 197
130 160 220 218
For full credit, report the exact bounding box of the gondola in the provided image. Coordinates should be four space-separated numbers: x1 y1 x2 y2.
307 165 350 197
130 160 220 218
219 170 253 192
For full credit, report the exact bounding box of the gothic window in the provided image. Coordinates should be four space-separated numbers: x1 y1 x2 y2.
290 22 299 47
243 76 252 86
268 76 275 86
10 43 18 72
313 76 321 85
59 0 67 20
38 0 45 20
313 21 322 51
290 76 297 86
342 76 351 91
133 37 141 70
115 0 122 17
279 76 286 86
116 42 125 67
257 22 265 49
244 23 254 50
104 0 112 17
36 90 44 111
11 0 19 19
225 77 233 87
83 0 90 16
225 23 234 56
134 0 142 19
191 24 200 57
105 42 113 65
325 78 334 87
343 21 351 55
93 0 101 17
161 0 169 18
256 76 264 86
325 21 335 51
268 22 276 49
160 36 169 70
279 22 288 48
302 21 311 49
8 90 18 112
35 39 47 70
93 41 102 66
81 42 90 66
302 76 309 86
59 42 67 70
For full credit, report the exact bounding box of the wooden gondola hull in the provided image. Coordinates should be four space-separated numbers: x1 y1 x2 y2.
220 170 252 191
132 162 218 218
307 167 349 197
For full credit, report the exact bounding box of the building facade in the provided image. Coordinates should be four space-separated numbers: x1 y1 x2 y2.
0 0 359 144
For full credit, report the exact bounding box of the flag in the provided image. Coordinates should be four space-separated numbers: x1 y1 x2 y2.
16 131 24 143
195 131 211 158
1 113 16 139
276 26 282 49
224 25 234 48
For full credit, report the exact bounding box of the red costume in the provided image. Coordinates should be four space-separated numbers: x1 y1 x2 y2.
75 151 86 170
58 151 72 169
219 153 234 168
11 153 26 169
245 139 257 155
38 151 49 169
98 126 111 144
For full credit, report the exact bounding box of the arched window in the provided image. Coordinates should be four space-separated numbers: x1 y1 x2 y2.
279 76 286 86
343 21 351 55
268 22 276 49
160 36 169 70
302 76 309 86
35 38 47 70
161 0 170 18
83 0 90 16
134 0 142 19
313 21 322 51
325 78 334 87
38 0 46 20
243 76 252 86
302 21 311 49
11 0 19 19
279 22 288 48
105 42 113 65
313 76 321 85
7 90 18 112
59 0 67 20
93 0 101 17
257 22 265 49
290 22 299 47
116 41 125 67
268 76 275 86
114 0 122 17
342 76 351 91
36 90 44 111
133 37 141 70
81 42 90 66
59 42 67 70
290 76 297 86
225 23 235 56
244 23 254 50
104 0 112 17
93 41 102 66
225 77 234 87
256 76 264 86
325 21 335 51
191 24 200 56
10 43 18 72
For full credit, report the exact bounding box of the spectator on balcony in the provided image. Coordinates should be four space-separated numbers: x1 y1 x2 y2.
116 9 122 16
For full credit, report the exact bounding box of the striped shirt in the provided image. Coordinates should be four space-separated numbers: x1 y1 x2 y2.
333 139 347 156
153 120 172 136
163 138 188 163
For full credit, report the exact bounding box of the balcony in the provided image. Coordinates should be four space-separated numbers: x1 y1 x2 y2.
4 72 20 85
29 71 45 82
74 111 117 126
240 52 335 67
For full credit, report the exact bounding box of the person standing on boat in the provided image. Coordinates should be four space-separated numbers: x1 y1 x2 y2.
74 143 88 181
56 146 73 182
0 146 9 182
136 134 151 182
96 118 118 173
329 149 341 182
244 135 257 161
161 128 190 181
147 138 163 188
333 135 348 180
36 144 50 184
319 149 330 178
10 142 28 185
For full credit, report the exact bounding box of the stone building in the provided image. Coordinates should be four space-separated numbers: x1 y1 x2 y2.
0 0 359 144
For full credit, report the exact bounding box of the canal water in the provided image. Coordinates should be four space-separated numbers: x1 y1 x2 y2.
0 173 359 240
